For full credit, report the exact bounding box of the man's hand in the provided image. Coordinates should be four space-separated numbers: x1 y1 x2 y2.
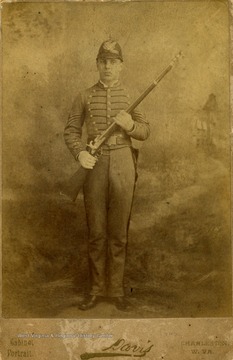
114 110 134 132
78 151 97 169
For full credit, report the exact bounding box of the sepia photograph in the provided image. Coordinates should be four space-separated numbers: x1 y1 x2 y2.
2 0 231 323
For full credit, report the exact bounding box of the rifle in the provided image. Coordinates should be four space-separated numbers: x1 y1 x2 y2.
61 51 183 201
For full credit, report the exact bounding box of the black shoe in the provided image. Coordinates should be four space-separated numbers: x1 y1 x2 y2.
78 295 99 311
113 297 132 312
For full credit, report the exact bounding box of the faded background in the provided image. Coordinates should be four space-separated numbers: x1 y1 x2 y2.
2 1 231 318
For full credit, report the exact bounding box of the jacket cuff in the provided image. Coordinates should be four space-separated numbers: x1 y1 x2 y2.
126 123 136 136
74 146 86 161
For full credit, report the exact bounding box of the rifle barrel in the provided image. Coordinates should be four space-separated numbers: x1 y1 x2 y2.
127 53 180 113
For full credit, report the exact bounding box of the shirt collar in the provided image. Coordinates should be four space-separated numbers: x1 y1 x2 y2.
98 79 120 89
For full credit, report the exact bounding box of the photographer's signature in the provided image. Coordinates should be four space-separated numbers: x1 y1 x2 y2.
80 338 154 359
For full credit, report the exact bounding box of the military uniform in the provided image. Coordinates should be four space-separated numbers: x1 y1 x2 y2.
64 40 150 305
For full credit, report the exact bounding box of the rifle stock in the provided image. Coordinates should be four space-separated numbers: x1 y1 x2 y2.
61 165 89 201
62 52 183 201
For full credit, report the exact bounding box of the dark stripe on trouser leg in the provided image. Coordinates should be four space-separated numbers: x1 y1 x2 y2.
107 147 135 297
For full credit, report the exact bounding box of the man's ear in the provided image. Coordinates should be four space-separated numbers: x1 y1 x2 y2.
119 61 123 72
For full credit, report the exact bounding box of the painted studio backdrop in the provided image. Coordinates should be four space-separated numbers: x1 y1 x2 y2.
2 1 231 318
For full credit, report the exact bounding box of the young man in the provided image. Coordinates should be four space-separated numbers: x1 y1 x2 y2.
64 40 150 311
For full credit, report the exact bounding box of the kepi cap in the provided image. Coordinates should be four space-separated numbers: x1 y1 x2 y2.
96 40 123 61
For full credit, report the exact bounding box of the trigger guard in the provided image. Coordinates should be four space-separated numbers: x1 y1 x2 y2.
87 140 96 150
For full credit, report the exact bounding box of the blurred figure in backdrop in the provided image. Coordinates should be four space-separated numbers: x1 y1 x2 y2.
194 93 218 149
203 93 217 147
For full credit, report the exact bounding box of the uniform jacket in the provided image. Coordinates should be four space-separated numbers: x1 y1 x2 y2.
64 80 150 159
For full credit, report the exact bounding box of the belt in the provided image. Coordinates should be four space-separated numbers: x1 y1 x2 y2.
104 134 131 146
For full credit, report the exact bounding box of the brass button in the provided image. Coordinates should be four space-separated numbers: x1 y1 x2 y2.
107 115 111 118
90 115 93 118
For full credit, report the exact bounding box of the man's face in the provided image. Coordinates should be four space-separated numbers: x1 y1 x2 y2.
96 58 123 84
